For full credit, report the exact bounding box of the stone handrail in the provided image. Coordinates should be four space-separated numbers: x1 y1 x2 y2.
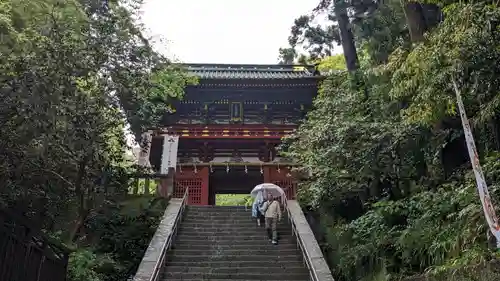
132 187 189 281
286 200 335 281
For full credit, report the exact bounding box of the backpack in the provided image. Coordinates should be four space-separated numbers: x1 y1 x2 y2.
259 201 269 213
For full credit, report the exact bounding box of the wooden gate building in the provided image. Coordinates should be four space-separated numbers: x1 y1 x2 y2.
146 64 321 205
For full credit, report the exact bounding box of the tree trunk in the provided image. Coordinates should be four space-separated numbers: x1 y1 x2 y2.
68 210 88 243
335 7 358 71
401 1 428 42
67 156 89 243
493 114 500 150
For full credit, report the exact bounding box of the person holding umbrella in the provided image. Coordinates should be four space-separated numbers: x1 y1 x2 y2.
251 183 285 245
251 189 265 226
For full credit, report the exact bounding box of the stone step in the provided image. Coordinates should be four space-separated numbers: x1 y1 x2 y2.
179 222 288 228
162 272 310 280
165 207 309 281
184 214 257 219
186 209 276 214
177 226 290 233
187 206 252 210
163 265 307 274
176 232 292 238
187 205 248 211
180 220 288 226
167 254 303 262
175 233 296 242
185 208 282 212
184 210 282 215
174 234 292 240
181 217 287 223
168 248 301 256
186 207 286 212
164 279 309 281
179 222 289 228
172 239 297 247
178 224 292 234
186 206 252 209
185 213 255 217
171 242 298 250
172 241 296 248
164 277 311 281
165 260 306 268
178 226 291 234
181 219 259 224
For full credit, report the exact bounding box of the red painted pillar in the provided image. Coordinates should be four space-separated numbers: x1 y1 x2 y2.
199 167 209 206
266 167 298 200
263 166 271 183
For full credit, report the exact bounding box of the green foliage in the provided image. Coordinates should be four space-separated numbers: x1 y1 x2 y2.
126 66 198 138
278 0 408 66
67 249 116 281
390 4 500 127
67 197 167 281
283 2 500 281
317 54 347 72
0 0 188 231
128 179 159 195
0 0 191 279
320 155 500 280
216 194 253 206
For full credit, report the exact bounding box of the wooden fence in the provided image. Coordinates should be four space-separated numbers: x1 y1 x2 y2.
128 173 170 197
0 208 69 281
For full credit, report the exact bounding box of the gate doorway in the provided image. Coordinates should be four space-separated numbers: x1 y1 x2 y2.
215 194 251 206
208 166 263 205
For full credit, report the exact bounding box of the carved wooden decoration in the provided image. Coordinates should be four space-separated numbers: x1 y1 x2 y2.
258 143 276 162
198 142 215 162
230 148 243 162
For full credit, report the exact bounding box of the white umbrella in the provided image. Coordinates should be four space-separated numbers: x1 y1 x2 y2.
250 183 285 199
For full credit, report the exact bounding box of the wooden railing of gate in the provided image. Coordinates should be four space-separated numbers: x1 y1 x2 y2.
128 173 170 197
0 208 69 281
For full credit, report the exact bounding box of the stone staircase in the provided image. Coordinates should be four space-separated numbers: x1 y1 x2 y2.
162 205 311 280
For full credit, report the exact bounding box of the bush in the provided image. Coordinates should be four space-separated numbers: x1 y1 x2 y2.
67 197 168 281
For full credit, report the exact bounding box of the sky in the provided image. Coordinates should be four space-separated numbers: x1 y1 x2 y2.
140 0 331 64
128 0 340 150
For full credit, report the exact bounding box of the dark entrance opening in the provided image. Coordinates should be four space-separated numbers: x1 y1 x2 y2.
208 166 263 205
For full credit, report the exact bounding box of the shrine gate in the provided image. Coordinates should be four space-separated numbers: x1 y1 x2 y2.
140 64 321 205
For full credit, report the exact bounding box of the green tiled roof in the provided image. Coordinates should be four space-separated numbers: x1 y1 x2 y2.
181 63 319 79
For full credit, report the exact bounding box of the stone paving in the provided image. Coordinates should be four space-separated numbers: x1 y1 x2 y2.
134 202 335 281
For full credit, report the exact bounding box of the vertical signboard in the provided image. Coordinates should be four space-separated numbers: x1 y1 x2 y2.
160 135 179 174
230 102 243 122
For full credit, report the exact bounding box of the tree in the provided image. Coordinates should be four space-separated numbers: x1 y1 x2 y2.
279 0 442 70
1 1 197 280
317 54 347 71
0 0 195 243
280 0 384 70
281 2 500 281
400 0 442 43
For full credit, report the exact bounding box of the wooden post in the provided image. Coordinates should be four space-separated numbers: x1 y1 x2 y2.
132 178 139 195
167 167 175 196
144 178 150 195
263 167 271 183
155 179 161 196
200 167 209 206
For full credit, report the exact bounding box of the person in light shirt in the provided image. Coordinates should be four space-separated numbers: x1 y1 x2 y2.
262 193 282 245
